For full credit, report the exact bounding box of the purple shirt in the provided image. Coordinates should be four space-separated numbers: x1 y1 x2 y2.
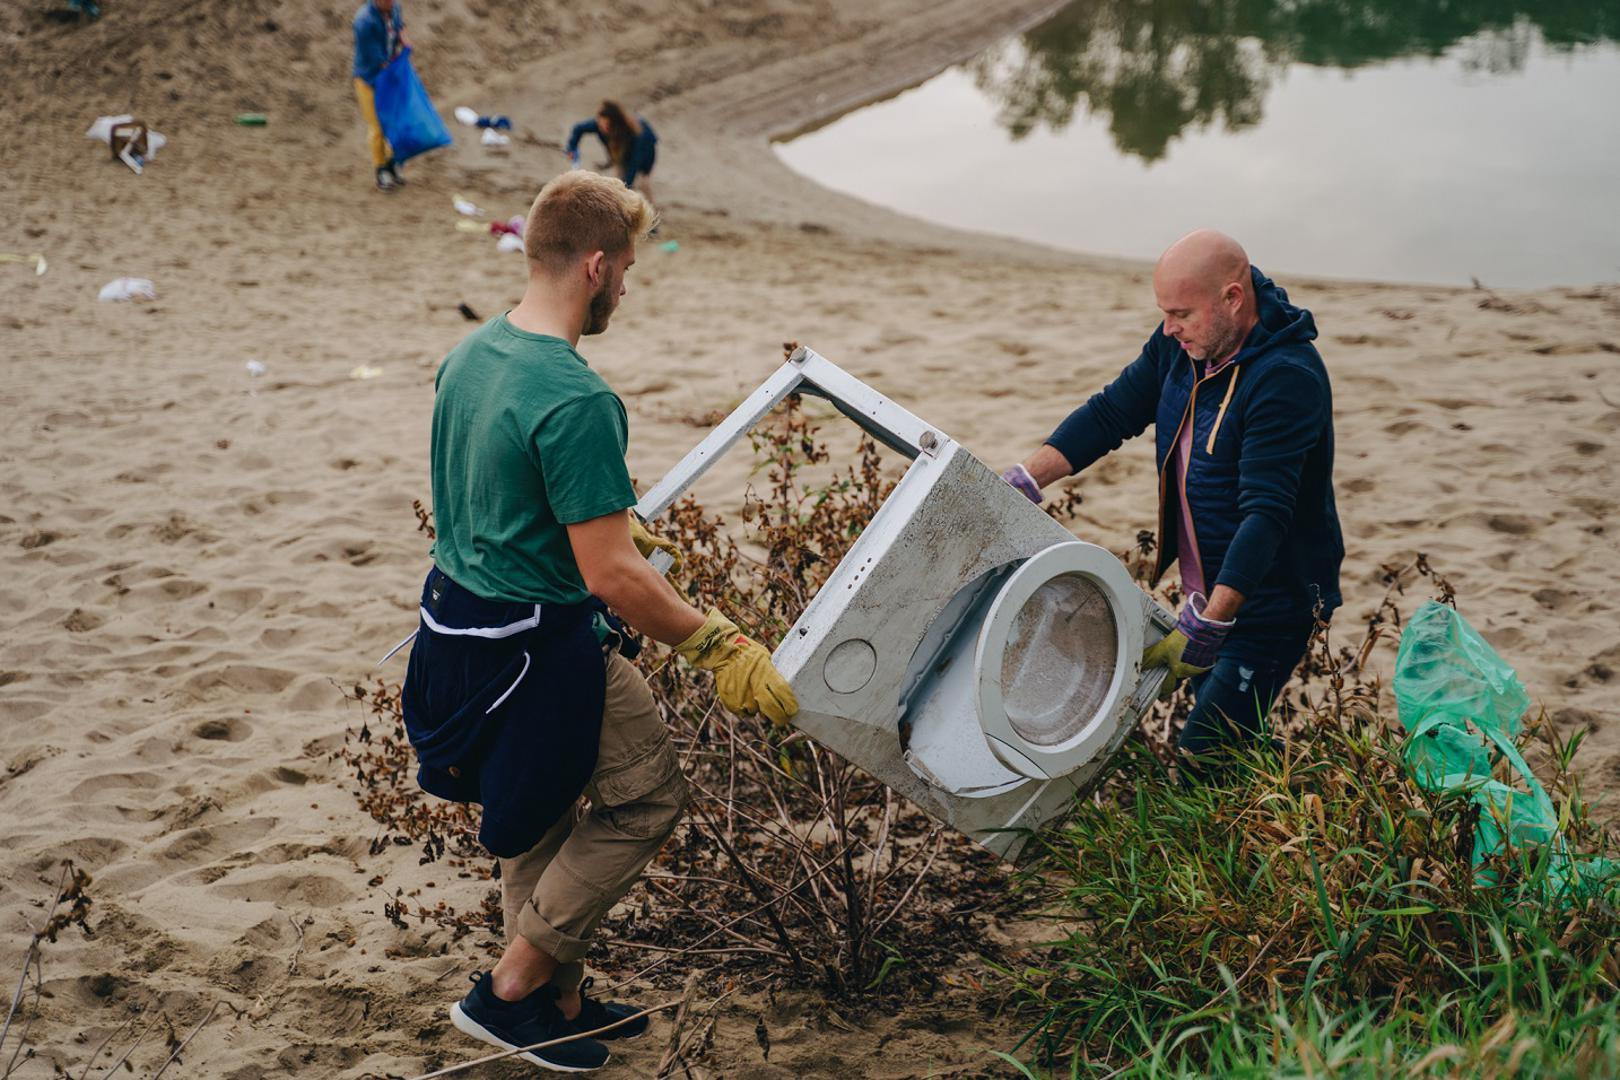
1175 349 1239 598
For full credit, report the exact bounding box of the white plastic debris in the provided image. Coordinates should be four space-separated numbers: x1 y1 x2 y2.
349 364 384 380
480 128 510 147
98 277 156 302
454 106 478 126
245 359 267 377
84 115 167 157
452 194 485 217
0 253 46 276
496 233 525 253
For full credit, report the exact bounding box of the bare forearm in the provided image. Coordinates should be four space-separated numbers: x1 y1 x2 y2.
1201 584 1245 622
1023 444 1074 488
591 558 705 645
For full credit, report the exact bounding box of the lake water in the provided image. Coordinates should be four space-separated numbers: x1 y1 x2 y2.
775 1 1620 287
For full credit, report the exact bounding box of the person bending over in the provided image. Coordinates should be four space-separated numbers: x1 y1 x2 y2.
401 170 796 1071
567 100 659 209
1002 229 1343 768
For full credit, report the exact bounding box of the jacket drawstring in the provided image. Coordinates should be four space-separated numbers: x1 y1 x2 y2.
1205 366 1241 454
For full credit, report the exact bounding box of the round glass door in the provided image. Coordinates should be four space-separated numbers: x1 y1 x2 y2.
974 541 1145 780
999 573 1120 747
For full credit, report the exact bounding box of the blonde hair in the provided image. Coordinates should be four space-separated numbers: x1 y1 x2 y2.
524 170 655 273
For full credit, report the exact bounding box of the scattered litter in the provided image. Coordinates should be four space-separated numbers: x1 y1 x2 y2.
85 115 167 173
350 365 385 380
489 216 523 237
495 233 525 254
457 302 481 321
235 113 268 126
245 359 268 377
452 194 485 217
659 240 680 254
454 105 513 130
480 129 511 147
0 253 47 276
455 220 487 234
98 277 156 302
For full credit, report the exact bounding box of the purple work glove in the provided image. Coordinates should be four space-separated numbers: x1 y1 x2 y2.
1175 591 1235 667
1001 463 1043 504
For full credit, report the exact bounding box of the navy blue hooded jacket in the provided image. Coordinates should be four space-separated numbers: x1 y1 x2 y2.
1047 266 1343 628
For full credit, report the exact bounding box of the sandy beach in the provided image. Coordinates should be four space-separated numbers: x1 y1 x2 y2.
2 0 1617 1074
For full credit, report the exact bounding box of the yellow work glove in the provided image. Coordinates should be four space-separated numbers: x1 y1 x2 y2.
628 515 682 572
1140 630 1211 701
1140 593 1232 700
675 608 799 727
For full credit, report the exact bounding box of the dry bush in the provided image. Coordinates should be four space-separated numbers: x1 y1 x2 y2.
339 395 1018 1001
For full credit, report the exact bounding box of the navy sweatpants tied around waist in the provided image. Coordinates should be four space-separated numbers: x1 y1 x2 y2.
401 566 606 858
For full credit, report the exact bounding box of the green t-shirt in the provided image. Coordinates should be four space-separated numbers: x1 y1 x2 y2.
429 317 637 604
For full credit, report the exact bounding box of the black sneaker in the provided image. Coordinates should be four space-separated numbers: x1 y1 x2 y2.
450 972 610 1073
571 976 650 1041
386 159 406 187
375 167 397 193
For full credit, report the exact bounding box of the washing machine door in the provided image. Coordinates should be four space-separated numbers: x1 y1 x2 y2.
973 541 1149 780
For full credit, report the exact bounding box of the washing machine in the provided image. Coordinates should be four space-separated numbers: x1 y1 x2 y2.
635 347 1172 859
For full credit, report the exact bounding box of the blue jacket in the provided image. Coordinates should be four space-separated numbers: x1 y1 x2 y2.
1047 267 1343 628
352 1 403 82
567 118 658 188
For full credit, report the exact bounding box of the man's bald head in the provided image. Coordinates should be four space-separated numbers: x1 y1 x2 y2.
1152 230 1259 362
1156 230 1251 295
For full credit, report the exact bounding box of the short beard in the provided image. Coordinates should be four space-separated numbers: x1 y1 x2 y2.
1201 316 1246 363
581 280 616 336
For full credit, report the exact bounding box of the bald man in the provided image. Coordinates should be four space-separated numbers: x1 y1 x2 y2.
1003 231 1343 767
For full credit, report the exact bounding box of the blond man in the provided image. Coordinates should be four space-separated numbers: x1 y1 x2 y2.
400 171 797 1071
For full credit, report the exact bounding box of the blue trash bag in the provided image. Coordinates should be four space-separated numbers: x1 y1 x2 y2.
372 48 451 164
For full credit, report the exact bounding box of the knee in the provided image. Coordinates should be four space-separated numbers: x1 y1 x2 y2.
603 768 689 842
646 768 691 839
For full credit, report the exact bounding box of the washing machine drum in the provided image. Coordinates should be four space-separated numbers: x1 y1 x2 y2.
971 542 1147 780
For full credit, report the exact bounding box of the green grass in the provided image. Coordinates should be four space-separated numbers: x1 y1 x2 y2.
999 715 1620 1078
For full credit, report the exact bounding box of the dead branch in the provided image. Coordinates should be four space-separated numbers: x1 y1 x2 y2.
147 1000 225 1080
654 973 702 1079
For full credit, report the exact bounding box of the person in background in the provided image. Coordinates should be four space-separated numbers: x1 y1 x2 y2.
352 0 411 191
1001 230 1342 772
567 100 659 208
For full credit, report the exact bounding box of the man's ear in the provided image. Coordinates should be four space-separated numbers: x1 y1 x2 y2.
585 250 606 286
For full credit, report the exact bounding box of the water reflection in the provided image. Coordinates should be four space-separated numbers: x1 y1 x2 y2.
971 0 1620 161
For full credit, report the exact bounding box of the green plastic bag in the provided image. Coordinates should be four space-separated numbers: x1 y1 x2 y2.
1394 601 1612 896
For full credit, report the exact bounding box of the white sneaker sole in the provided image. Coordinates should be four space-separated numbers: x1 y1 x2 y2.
449 1001 610 1073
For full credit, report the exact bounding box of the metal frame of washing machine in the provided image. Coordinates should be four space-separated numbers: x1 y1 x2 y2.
635 346 1172 859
